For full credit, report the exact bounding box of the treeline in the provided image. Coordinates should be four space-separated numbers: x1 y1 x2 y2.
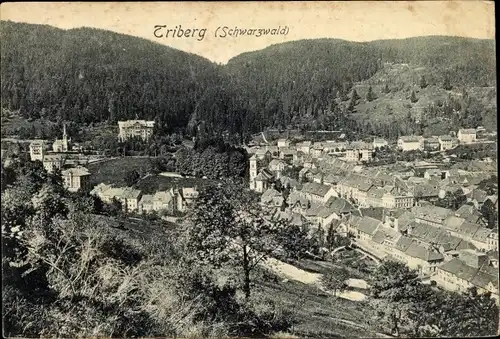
1 21 496 141
175 140 248 180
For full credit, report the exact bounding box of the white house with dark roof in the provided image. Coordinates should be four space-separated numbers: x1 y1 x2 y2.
300 182 337 204
61 166 91 192
438 135 454 151
29 140 46 161
457 129 477 144
397 135 424 151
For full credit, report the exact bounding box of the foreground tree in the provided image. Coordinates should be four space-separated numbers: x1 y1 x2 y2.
320 266 350 297
183 180 285 300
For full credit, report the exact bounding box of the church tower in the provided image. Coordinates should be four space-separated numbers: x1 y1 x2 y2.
249 155 258 190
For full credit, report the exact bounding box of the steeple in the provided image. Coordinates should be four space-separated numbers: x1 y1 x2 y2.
63 124 67 140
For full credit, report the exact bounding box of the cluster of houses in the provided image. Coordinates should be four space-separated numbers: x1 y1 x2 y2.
90 183 199 215
248 132 499 302
397 127 488 152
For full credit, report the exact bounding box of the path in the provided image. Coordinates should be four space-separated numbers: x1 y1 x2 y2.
261 132 269 144
262 257 368 302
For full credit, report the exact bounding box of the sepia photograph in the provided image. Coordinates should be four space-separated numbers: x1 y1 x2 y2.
0 1 498 338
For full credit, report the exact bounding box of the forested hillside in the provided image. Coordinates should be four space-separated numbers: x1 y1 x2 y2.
0 21 224 131
1 21 497 140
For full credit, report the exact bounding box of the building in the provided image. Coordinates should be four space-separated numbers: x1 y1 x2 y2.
118 119 155 141
398 136 424 151
434 249 499 301
300 182 338 204
52 124 71 152
277 139 290 149
296 141 312 154
249 155 259 190
268 159 287 178
438 135 454 151
29 140 46 161
457 129 477 144
345 143 374 162
42 154 66 173
61 166 91 192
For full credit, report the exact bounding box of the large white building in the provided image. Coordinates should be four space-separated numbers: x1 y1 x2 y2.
398 136 424 151
118 120 155 142
457 129 477 144
29 140 46 161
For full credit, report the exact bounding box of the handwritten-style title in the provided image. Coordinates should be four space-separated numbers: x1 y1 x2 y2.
153 25 289 41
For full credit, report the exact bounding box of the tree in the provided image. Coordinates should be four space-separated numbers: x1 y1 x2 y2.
419 75 428 89
183 180 284 300
435 287 499 337
370 261 420 336
480 199 498 229
366 86 376 102
275 223 310 260
383 83 390 94
320 266 349 297
410 90 418 103
124 169 140 186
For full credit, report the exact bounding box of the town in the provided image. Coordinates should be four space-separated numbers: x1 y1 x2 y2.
3 119 497 303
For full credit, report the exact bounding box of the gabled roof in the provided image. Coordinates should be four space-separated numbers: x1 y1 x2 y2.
405 242 444 262
301 182 332 197
62 166 91 177
325 196 356 214
349 215 381 235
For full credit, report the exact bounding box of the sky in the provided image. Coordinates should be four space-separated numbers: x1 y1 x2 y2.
1 1 495 64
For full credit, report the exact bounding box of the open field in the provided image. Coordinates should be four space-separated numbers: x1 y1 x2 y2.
87 157 155 187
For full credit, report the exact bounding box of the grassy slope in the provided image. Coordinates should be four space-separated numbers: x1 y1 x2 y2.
350 63 497 131
255 269 383 338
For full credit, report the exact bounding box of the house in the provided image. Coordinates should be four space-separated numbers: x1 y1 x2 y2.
457 129 477 144
279 176 301 192
119 187 143 212
260 188 283 207
268 159 287 177
152 190 175 212
29 140 46 161
397 136 424 151
300 182 337 204
42 154 66 173
345 142 374 162
373 138 388 149
413 205 452 227
118 119 155 142
434 250 499 301
296 141 312 154
391 236 444 275
382 189 414 209
277 139 290 149
52 124 71 152
438 135 454 151
254 169 274 193
61 166 91 192
347 215 382 242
